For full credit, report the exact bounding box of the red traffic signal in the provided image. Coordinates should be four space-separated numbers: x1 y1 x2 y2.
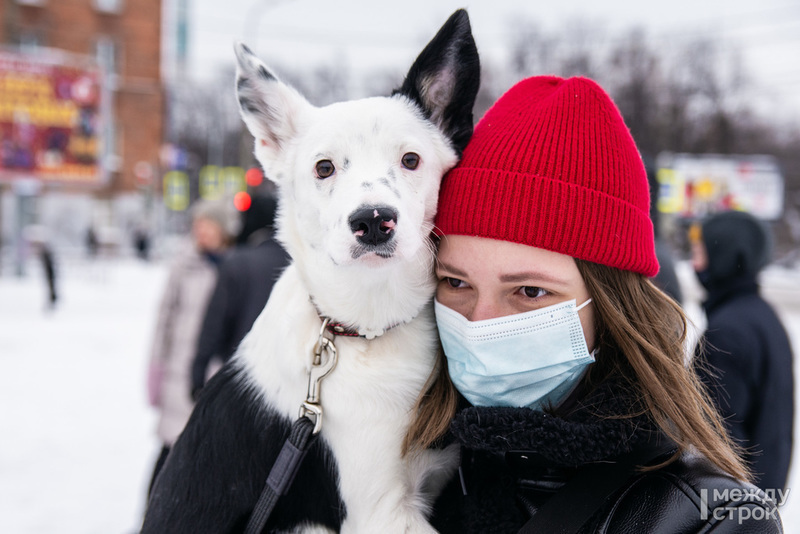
245 167 264 187
234 191 252 211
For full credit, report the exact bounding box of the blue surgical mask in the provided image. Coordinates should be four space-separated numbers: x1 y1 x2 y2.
434 298 595 410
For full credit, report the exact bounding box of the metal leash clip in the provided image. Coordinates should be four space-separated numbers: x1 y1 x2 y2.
299 318 338 434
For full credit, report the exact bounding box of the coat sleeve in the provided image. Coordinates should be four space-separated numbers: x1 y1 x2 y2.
147 263 183 406
142 362 345 534
696 323 761 447
601 454 784 533
149 263 183 367
191 262 235 395
142 364 280 534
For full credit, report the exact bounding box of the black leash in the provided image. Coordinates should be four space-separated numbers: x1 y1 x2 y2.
244 416 317 534
244 318 339 534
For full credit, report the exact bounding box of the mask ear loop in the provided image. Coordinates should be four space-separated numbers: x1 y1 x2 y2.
575 298 597 357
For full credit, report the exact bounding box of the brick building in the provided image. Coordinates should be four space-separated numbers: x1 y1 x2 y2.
0 0 164 268
1 0 164 193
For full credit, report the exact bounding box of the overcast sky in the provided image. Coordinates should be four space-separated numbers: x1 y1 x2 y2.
167 0 800 122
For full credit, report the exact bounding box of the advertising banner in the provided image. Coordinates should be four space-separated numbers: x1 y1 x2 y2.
0 48 104 186
657 153 784 221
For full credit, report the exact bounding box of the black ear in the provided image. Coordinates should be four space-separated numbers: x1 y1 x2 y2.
393 9 480 155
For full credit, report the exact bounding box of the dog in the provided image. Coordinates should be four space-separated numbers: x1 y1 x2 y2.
141 9 479 534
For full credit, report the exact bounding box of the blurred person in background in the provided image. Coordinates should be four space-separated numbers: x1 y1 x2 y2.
691 210 794 491
85 226 99 259
646 158 683 304
40 243 57 309
24 225 58 310
146 197 239 495
190 194 290 400
134 222 152 261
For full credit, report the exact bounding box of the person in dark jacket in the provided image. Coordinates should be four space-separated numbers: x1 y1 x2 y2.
191 194 290 399
412 75 783 532
691 210 794 492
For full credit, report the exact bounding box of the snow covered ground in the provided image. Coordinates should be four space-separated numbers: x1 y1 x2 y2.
0 257 165 534
1 256 799 533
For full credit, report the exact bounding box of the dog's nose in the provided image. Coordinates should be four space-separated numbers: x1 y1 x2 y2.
349 207 398 246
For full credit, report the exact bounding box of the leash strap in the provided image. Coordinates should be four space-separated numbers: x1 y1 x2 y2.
245 319 338 534
244 416 317 534
517 444 674 534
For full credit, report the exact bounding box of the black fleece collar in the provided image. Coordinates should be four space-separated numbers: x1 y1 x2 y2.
448 379 662 468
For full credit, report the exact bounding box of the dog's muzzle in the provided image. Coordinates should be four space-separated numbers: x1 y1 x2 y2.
348 206 397 247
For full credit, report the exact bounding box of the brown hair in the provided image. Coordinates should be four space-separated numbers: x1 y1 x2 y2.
403 258 750 482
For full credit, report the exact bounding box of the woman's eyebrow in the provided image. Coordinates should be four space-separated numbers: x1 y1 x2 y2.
435 260 469 279
499 271 569 286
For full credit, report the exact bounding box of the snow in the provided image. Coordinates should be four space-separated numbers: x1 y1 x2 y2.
1 256 799 532
0 258 166 534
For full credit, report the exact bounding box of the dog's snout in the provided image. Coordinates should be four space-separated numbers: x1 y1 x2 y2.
349 207 398 246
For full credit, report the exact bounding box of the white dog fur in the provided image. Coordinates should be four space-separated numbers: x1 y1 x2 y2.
142 9 479 534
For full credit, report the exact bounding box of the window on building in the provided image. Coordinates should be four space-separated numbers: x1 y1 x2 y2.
93 0 125 14
94 36 120 87
17 31 43 51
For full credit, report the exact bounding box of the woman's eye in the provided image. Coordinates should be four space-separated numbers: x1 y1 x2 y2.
315 160 335 179
401 152 420 170
521 286 546 299
445 277 466 289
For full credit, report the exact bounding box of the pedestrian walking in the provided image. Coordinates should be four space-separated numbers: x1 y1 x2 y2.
146 198 239 494
190 195 290 399
692 210 794 492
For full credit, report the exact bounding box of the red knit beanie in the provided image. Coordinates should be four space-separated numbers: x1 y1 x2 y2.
435 76 659 277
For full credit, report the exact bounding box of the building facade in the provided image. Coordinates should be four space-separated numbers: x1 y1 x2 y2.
0 0 164 269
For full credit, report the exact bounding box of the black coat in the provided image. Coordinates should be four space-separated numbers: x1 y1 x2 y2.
191 238 290 394
696 276 794 492
430 379 784 533
143 363 344 533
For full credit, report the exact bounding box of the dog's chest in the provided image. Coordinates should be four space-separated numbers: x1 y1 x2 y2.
242 264 436 404
238 264 441 529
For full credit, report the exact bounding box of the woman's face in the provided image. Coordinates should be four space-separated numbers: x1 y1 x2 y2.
436 235 596 351
193 217 226 253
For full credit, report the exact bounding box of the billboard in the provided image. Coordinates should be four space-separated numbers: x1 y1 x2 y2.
0 48 104 186
656 153 784 221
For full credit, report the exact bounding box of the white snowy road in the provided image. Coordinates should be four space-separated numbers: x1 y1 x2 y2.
1 257 799 533
0 259 165 534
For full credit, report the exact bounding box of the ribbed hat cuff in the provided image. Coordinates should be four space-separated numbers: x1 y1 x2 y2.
435 167 659 277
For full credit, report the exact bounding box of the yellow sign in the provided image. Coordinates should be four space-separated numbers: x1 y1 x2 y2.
163 171 189 211
656 169 682 214
199 165 246 199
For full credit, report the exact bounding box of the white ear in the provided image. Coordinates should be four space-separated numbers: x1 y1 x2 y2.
234 43 312 166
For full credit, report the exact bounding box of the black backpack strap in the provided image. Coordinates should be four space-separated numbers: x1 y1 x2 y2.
517 445 675 534
244 416 317 534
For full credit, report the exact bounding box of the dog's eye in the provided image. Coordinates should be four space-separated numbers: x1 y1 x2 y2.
315 160 335 179
401 152 420 170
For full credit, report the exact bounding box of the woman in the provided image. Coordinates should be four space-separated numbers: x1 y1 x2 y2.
405 76 783 532
146 198 239 494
